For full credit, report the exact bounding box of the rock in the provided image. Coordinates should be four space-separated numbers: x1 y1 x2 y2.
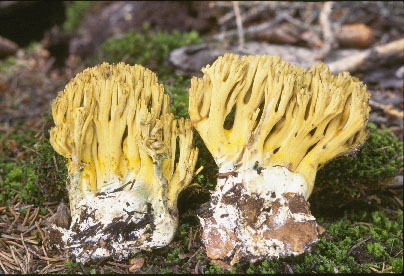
0 1 64 47
336 24 375 49
0 36 18 58
249 23 300 45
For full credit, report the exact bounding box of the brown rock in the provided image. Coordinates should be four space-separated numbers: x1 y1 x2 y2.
251 23 300 45
0 35 18 58
336 24 375 48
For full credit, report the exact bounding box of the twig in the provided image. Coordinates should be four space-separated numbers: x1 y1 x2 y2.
188 227 193 251
328 38 404 74
233 1 245 50
187 247 202 264
214 12 287 41
28 208 40 228
222 2 273 28
195 259 201 274
10 246 25 273
346 236 371 257
7 206 20 232
53 155 59 172
38 263 52 274
218 10 236 26
20 233 30 273
283 12 321 34
0 258 9 274
369 99 404 119
34 221 45 242
393 195 403 208
316 2 336 60
0 251 14 263
0 260 19 272
369 266 380 273
1 234 39 245
283 262 294 274
22 207 31 226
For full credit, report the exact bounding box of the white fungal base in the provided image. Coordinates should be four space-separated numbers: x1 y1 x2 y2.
200 165 321 264
49 175 177 264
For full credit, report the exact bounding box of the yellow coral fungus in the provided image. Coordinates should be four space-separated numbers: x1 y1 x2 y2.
189 53 370 263
49 62 198 263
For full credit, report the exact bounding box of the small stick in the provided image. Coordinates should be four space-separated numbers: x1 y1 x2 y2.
214 12 286 41
34 221 45 242
328 38 404 74
369 100 403 119
7 207 20 232
28 208 39 228
20 233 30 272
393 195 403 208
188 227 193 251
22 207 31 226
38 263 52 274
218 10 235 26
316 1 336 60
0 251 14 263
10 246 25 273
0 260 20 272
346 236 371 257
53 155 59 171
233 1 245 50
0 258 9 274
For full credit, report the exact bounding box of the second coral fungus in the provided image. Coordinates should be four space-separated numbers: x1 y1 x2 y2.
49 63 198 263
189 53 370 264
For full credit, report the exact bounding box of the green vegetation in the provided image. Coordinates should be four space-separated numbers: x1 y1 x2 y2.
0 121 67 205
319 123 402 182
0 41 42 74
101 27 202 79
63 1 93 32
0 56 16 73
312 122 403 210
243 210 403 274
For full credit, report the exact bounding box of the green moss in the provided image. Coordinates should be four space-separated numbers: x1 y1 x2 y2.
33 134 68 202
0 163 39 204
321 123 402 180
63 1 93 32
205 263 223 274
0 56 16 73
166 248 181 264
64 260 79 269
164 75 191 119
176 223 190 248
0 118 67 205
160 267 172 274
246 260 281 274
243 210 402 274
312 123 403 209
101 27 202 79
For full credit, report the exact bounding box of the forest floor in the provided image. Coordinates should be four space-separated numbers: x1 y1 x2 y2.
0 1 403 274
